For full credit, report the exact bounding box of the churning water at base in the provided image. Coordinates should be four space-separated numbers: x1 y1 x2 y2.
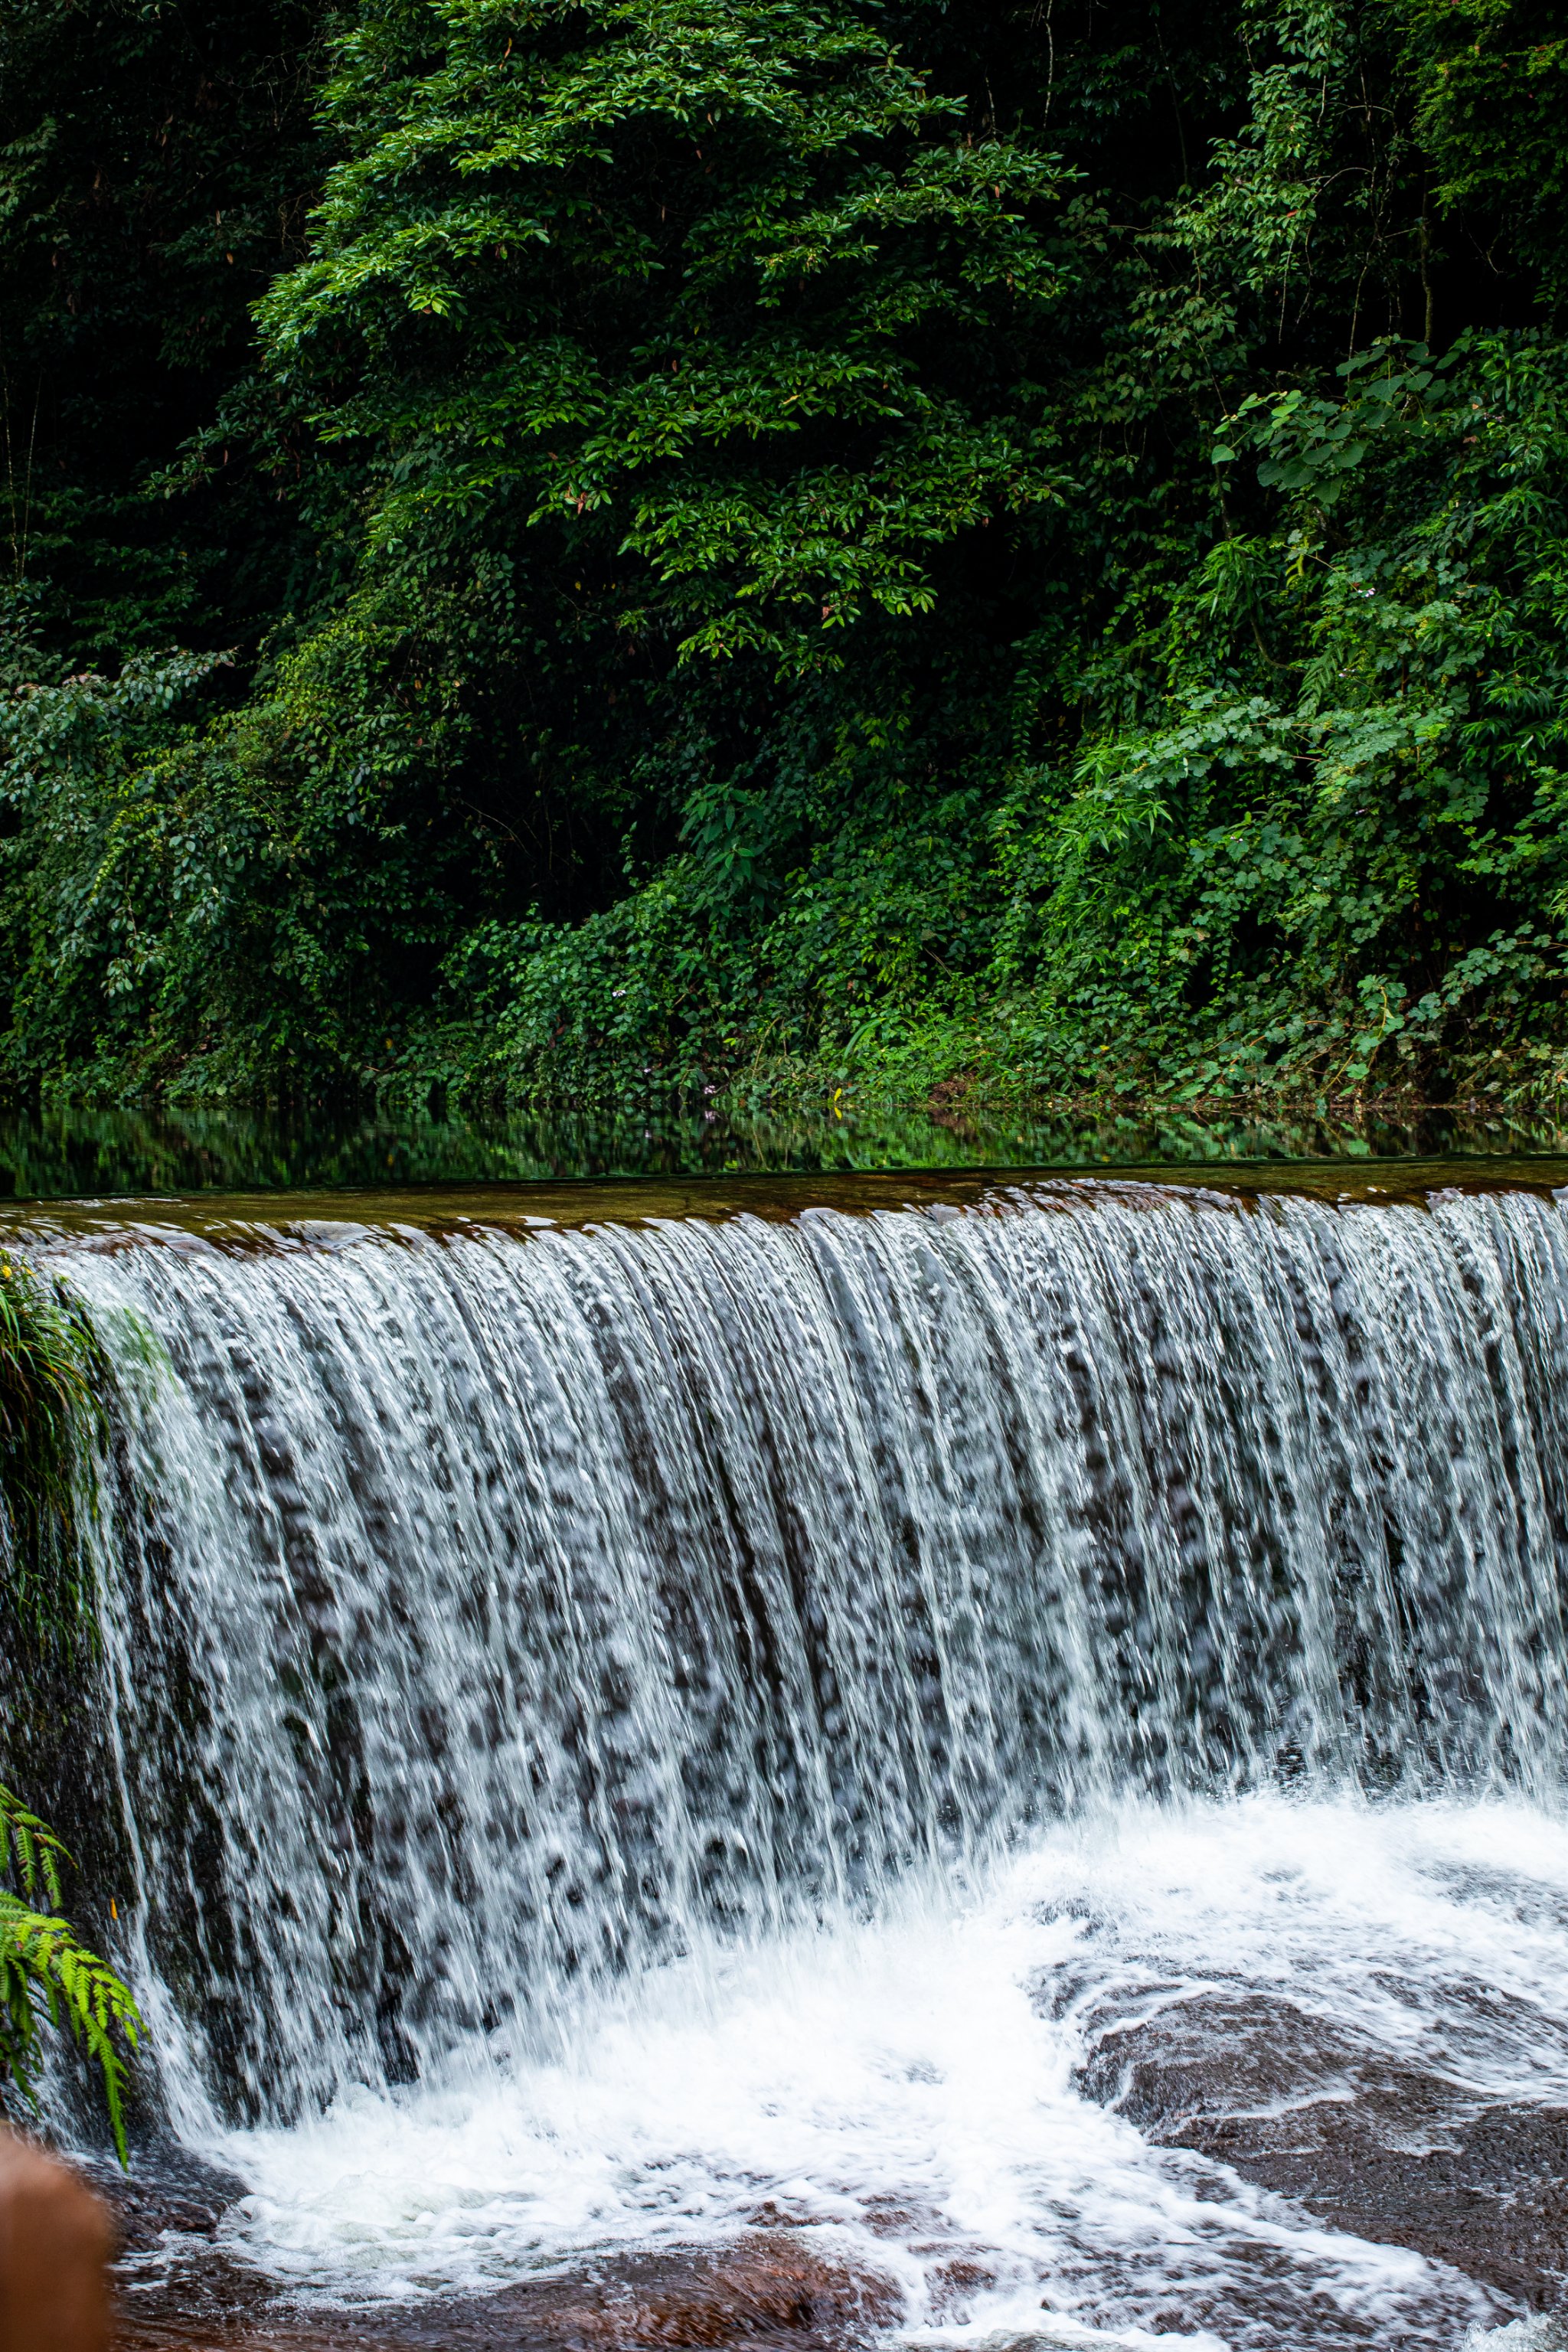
34 1177 1568 2341
174 1793 1566 2350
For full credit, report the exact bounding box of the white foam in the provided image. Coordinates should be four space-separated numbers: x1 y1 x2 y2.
204 1792 1561 2344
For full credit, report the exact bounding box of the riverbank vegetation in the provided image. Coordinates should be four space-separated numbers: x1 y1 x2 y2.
0 1257 102 1657
2 0 1565 1114
0 1264 141 2161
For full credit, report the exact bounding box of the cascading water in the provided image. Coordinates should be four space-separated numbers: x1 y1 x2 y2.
26 1177 1568 2347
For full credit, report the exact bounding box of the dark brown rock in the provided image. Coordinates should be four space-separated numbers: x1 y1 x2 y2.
1080 1988 1568 2313
112 2230 897 2352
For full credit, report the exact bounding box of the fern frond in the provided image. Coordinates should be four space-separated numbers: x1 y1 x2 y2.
0 1784 143 2165
0 1782 72 1909
0 1890 143 2164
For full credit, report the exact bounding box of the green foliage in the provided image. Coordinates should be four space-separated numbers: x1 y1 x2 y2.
0 0 335 658
1018 327 1568 1099
0 1785 142 2164
259 0 1072 660
0 0 1566 1109
1399 0 1568 314
0 1246 103 1652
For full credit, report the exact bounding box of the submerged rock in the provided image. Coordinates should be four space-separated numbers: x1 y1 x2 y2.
1082 1990 1568 2312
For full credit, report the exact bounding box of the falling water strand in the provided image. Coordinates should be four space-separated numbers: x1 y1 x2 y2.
39 1181 1568 2347
50 1180 1568 2130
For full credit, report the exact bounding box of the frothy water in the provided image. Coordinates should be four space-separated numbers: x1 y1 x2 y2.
198 1797 1566 2345
34 1178 1568 2338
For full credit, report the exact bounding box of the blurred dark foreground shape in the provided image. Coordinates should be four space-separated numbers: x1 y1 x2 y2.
0 2131 112 2352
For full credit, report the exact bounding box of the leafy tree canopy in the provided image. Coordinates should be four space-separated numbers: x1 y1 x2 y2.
0 0 1564 1112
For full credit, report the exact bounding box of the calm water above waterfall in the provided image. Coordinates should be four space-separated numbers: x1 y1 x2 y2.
18 1169 1568 2348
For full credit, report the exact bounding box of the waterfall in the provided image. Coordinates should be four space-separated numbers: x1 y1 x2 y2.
42 1176 1568 2149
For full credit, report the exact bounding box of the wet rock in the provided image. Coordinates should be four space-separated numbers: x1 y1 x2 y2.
488 2238 898 2349
88 2145 248 2253
1080 1990 1568 2311
112 2230 897 2352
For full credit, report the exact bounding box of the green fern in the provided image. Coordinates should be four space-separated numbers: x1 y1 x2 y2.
0 1782 71 1910
0 1785 143 2164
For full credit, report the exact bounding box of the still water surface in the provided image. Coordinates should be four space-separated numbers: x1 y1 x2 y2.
0 1096 1563 1199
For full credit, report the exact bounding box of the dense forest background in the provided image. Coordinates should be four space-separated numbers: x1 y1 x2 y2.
1 0 1564 1112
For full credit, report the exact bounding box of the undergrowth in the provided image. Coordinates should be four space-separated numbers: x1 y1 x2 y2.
0 1259 142 2162
0 1255 104 1658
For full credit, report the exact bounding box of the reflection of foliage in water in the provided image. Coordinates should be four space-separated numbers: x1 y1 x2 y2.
0 1099 1563 1202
